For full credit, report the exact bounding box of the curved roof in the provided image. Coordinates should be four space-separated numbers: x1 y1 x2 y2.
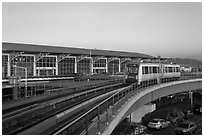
2 42 153 58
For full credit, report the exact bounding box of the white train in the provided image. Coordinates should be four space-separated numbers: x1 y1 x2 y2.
124 61 181 85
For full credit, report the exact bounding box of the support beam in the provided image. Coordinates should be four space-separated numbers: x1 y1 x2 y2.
35 53 50 62
93 56 105 63
76 55 90 62
107 57 120 63
120 58 131 64
57 54 71 62
9 52 24 62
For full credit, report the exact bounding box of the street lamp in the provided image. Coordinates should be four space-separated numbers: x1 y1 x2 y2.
13 65 28 97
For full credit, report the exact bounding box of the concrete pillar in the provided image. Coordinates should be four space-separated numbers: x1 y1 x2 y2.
106 60 108 73
33 55 36 76
130 103 156 123
88 57 93 74
55 56 58 75
129 113 131 123
74 57 77 73
8 54 11 77
118 59 121 72
189 90 193 108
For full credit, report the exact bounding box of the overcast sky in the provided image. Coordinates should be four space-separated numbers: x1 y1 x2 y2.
2 2 202 61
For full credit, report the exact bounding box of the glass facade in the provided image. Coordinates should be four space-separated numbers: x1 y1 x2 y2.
36 56 56 67
93 58 107 74
58 57 76 75
2 54 9 78
10 55 34 78
120 60 131 72
2 53 147 78
108 59 120 74
77 58 91 74
36 56 57 76
93 59 106 67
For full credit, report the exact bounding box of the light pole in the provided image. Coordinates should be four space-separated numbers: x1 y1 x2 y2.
13 65 28 97
89 48 93 75
112 64 114 75
189 90 193 108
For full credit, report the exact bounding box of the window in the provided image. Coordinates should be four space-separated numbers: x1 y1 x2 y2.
77 58 91 74
176 67 180 72
153 67 157 73
121 60 131 72
36 56 56 68
142 67 145 74
10 55 35 77
169 67 173 73
93 59 106 67
144 66 148 74
108 60 119 74
149 67 153 74
36 56 57 76
58 57 76 75
127 64 139 74
165 67 168 73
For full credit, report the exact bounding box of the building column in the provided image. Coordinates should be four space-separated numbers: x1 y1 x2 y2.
105 58 108 73
74 57 77 73
90 57 93 74
118 59 121 72
8 54 11 77
33 55 36 76
55 56 58 75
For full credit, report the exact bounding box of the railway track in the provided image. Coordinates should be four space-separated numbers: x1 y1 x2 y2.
3 79 123 114
52 86 132 135
2 82 124 135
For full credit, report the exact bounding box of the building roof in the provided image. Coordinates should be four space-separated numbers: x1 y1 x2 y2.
2 42 153 58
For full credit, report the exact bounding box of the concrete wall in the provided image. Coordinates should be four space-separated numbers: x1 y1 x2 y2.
129 103 156 123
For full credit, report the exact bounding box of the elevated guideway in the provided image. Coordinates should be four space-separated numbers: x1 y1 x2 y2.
53 73 201 135
102 78 201 135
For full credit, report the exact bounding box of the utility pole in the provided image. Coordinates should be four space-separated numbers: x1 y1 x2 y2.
13 65 28 97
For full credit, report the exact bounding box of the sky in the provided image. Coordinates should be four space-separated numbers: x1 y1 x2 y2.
2 2 202 61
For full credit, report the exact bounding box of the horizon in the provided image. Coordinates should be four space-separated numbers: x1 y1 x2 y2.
2 2 202 61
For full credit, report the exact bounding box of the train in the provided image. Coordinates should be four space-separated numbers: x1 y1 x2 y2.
124 61 181 85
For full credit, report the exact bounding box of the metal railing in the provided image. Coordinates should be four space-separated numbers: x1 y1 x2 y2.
53 72 202 135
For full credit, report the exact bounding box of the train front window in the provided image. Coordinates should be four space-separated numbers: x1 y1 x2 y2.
127 64 139 74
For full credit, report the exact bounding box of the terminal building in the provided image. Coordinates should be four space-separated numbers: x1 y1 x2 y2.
2 42 152 79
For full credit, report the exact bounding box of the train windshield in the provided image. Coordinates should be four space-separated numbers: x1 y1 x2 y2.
127 64 139 74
